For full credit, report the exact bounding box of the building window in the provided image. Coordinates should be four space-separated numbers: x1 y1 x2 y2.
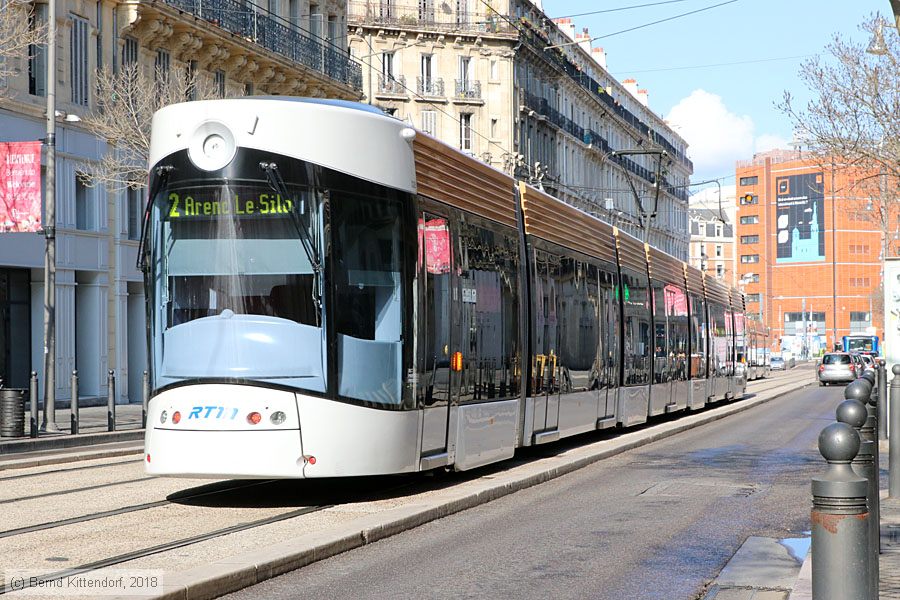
746 293 761 303
715 224 723 237
743 273 760 283
215 70 226 97
716 264 725 278
122 37 138 66
741 254 759 264
490 118 498 138
459 56 470 88
740 194 759 205
419 0 434 21
422 110 436 136
127 187 142 240
715 244 722 257
420 54 434 92
245 82 254 96
28 3 48 97
848 244 870 255
459 113 472 152
739 176 758 186
850 311 871 333
740 215 759 225
155 49 170 82
383 52 395 81
741 235 759 244
70 15 89 106
456 0 469 26
849 277 871 288
75 173 94 231
289 0 300 29
490 59 498 80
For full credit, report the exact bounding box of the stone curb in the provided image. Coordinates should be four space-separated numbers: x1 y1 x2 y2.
0 429 145 456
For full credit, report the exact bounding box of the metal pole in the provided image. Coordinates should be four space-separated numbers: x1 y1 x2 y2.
890 365 900 498
878 364 888 439
41 0 59 433
811 421 871 600
836 393 878 596
141 370 149 429
29 371 38 438
107 370 116 432
70 370 78 434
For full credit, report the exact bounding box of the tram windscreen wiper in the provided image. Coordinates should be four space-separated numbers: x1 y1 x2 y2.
259 161 322 310
137 165 173 270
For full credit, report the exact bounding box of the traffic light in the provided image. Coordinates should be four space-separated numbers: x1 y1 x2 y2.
740 193 755 205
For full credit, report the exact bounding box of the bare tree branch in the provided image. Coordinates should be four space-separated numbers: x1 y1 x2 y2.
80 63 226 191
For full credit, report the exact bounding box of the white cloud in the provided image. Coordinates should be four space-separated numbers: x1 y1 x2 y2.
665 90 786 180
755 133 790 154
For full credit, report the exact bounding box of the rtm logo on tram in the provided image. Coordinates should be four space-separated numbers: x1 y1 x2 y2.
168 193 294 218
189 406 239 420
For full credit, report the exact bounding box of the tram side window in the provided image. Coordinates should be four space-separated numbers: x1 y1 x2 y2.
653 280 689 383
419 214 453 406
725 309 735 376
710 302 728 376
689 294 708 379
457 217 519 403
597 263 620 389
734 312 745 374
332 192 413 406
621 268 651 386
531 249 561 396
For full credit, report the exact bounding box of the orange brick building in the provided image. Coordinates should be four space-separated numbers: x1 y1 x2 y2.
735 150 888 357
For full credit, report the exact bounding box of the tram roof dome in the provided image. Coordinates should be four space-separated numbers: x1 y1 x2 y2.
233 97 386 115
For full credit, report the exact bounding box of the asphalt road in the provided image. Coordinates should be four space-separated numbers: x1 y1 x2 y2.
224 382 841 600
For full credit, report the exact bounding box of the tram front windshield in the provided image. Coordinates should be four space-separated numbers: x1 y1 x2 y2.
149 177 326 392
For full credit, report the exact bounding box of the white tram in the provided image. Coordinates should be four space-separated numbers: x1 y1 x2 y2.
142 97 748 478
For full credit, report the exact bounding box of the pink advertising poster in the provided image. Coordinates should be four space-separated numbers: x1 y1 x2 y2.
0 141 43 232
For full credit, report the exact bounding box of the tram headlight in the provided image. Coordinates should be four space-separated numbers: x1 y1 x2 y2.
270 411 286 425
160 410 168 424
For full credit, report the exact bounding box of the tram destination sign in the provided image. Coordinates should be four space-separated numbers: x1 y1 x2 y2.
166 190 299 220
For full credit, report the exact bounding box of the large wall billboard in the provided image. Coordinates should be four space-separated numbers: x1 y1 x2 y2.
775 172 825 263
885 258 900 375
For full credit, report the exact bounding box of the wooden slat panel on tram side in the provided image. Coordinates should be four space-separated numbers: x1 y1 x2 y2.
705 276 731 305
615 228 649 274
413 134 516 228
684 264 705 296
647 246 686 286
518 183 617 262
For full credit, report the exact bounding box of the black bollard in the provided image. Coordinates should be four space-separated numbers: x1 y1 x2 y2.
29 371 38 438
837 395 878 597
890 365 900 499
70 370 79 434
812 421 871 600
878 364 888 439
107 370 116 432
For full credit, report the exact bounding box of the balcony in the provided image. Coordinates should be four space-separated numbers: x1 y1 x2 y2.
347 1 516 35
416 77 445 100
453 79 482 104
376 75 407 97
151 0 362 92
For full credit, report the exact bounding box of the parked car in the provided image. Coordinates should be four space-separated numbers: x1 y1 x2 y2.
858 353 876 372
771 356 785 371
818 352 860 386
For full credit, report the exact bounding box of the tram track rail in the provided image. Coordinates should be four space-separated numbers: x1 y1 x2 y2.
0 479 278 540
0 504 332 595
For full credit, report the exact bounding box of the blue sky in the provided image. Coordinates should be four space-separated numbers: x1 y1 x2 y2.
541 0 889 183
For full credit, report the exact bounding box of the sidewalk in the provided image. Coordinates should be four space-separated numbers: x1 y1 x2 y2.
0 402 145 466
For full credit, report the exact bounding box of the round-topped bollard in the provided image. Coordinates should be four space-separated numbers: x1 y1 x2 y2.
836 399 867 430
846 378 873 402
861 370 875 385
812 421 870 600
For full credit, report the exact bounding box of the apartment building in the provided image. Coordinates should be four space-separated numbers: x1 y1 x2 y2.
0 0 361 402
688 185 737 286
735 150 894 356
347 0 692 260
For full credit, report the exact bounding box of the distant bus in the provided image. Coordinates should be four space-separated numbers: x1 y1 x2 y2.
842 335 880 356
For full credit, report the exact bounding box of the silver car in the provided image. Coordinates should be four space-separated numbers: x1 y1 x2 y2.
818 352 860 386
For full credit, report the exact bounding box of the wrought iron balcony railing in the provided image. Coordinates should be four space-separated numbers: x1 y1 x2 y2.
416 76 444 97
454 79 481 100
161 0 363 92
377 75 407 95
347 1 515 35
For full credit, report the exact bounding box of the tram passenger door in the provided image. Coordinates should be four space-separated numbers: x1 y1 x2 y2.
419 212 457 469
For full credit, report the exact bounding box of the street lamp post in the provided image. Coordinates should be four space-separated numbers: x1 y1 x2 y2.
41 0 59 432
